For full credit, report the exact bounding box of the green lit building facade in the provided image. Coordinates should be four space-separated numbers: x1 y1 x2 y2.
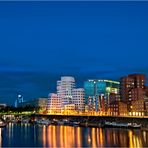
84 79 120 112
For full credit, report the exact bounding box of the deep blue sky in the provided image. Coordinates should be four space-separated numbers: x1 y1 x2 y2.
0 1 148 105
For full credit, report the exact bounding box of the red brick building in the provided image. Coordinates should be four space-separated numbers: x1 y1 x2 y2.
118 101 128 116
120 76 134 102
109 101 127 116
128 74 146 88
120 74 146 116
129 88 145 101
130 99 145 116
109 101 119 116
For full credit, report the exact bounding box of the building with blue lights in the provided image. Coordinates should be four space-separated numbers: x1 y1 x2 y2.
84 79 120 112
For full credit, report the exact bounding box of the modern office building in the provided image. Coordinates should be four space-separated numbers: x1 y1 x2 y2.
47 93 61 113
63 104 75 113
120 74 146 102
47 76 85 113
57 76 75 108
120 74 146 116
120 77 135 102
84 79 120 112
144 96 148 116
130 88 145 101
118 102 128 116
130 99 145 116
109 101 127 116
98 94 105 113
128 74 146 88
109 101 119 116
144 87 148 115
109 93 120 102
72 88 85 112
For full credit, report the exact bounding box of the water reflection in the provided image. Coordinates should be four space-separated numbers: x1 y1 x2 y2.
0 124 148 147
0 128 1 147
41 125 148 147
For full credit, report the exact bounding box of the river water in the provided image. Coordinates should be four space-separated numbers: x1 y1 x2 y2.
0 123 148 147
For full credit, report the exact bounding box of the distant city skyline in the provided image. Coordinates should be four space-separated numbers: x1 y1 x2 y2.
0 1 148 105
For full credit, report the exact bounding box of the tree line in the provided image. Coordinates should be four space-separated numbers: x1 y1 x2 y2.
0 105 41 113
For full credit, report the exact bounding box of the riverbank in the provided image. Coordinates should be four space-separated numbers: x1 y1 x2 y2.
1 114 148 129
32 114 148 128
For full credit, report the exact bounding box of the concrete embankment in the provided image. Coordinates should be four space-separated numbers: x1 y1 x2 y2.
31 114 148 128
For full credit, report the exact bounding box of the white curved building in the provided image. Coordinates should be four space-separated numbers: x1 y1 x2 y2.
57 76 75 108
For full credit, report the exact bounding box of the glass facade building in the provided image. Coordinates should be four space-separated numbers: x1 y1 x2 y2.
84 79 120 111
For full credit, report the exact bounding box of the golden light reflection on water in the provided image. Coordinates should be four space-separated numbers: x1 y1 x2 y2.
143 131 146 143
92 128 97 148
129 130 134 148
0 123 147 147
47 125 51 147
52 126 56 147
41 125 147 147
0 128 1 147
44 125 79 147
98 128 103 147
43 126 105 147
128 130 143 148
60 126 64 147
76 127 81 147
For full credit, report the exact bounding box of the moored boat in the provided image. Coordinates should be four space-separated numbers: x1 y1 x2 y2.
35 120 51 126
63 119 70 125
104 121 141 128
57 120 64 125
21 119 30 124
128 123 141 128
69 121 80 126
104 121 128 128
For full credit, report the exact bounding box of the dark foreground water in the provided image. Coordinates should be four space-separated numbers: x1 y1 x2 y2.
0 123 148 147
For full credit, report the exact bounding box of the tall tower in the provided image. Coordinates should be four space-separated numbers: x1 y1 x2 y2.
15 94 24 107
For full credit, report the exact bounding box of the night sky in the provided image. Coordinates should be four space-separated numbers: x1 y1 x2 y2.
0 1 148 105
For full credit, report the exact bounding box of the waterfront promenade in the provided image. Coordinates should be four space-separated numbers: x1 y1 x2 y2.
1 112 148 128
32 114 148 128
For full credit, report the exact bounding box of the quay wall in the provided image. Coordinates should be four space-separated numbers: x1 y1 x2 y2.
32 114 148 128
